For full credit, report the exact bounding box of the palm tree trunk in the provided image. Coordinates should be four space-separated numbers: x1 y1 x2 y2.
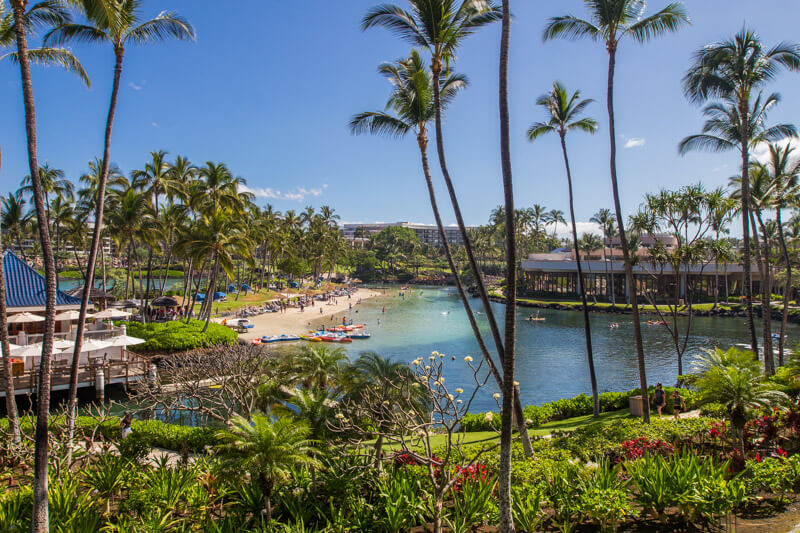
606 45 649 423
752 211 774 375
417 131 504 406
203 255 220 332
124 241 132 300
497 3 516 529
65 49 124 463
101 243 107 292
143 247 155 323
776 208 791 367
181 257 193 319
11 3 58 529
739 101 758 353
16 233 28 263
0 149 21 445
560 134 599 417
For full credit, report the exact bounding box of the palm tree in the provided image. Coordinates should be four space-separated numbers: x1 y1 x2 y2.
47 0 195 460
360 0 508 386
351 50 534 456
590 208 616 303
1 192 31 261
706 189 736 308
0 150 20 445
681 28 800 354
528 81 600 417
765 144 800 366
497 3 515 528
8 1 61 528
682 94 795 374
544 0 690 423
694 346 787 454
0 1 89 85
292 343 348 390
216 414 320 522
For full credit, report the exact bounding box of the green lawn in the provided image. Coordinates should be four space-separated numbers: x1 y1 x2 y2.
383 409 632 450
194 289 278 315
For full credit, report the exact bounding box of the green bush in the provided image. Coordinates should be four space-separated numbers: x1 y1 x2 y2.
699 402 729 419
130 420 218 453
118 319 237 353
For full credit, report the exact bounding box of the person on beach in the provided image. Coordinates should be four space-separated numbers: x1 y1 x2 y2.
672 390 685 419
652 382 666 418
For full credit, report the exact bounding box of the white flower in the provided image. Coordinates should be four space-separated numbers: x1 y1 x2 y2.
455 388 464 394
412 358 422 366
335 413 344 419
439 353 445 358
382 400 390 406
457 399 463 404
429 355 436 361
447 394 454 401
439 377 444 383
513 381 520 387
425 366 431 371
493 393 501 399
329 400 339 407
464 356 473 363
431 351 439 356
483 412 494 423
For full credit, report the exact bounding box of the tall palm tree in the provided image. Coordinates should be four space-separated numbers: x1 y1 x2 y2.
216 414 319 523
350 50 534 457
528 81 600 416
544 0 690 423
497 2 515 528
682 28 800 353
544 208 566 243
682 94 795 374
8 1 61 528
292 343 348 390
360 1 510 393
765 144 800 365
46 0 195 459
0 149 20 446
590 208 616 303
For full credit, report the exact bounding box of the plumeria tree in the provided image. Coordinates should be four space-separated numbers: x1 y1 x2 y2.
332 352 496 533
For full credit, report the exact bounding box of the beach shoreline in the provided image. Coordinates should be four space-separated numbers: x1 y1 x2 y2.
239 287 383 339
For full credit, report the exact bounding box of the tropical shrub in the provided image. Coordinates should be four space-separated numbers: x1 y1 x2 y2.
118 319 237 353
744 454 800 504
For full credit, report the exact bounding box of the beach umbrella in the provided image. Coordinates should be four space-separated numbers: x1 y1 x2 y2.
11 343 62 358
52 339 76 350
1 342 22 356
108 335 145 347
79 339 113 352
54 310 93 321
7 312 45 324
93 308 132 319
151 296 180 307
110 299 139 309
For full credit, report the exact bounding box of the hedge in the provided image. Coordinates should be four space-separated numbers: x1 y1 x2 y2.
117 319 237 353
461 387 699 432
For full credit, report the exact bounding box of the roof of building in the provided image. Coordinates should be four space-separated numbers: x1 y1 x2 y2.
3 251 82 309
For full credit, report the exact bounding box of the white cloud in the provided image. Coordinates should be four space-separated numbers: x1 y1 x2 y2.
551 221 602 238
129 81 143 91
151 122 159 127
753 137 800 165
624 137 646 149
240 184 327 202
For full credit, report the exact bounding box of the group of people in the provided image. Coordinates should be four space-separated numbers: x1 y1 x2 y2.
652 382 685 419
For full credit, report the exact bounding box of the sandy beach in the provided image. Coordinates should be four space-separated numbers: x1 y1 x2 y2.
239 288 383 339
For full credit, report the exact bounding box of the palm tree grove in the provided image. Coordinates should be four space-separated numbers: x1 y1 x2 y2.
6 0 800 531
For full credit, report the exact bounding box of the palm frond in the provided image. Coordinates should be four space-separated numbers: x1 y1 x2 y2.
44 23 107 46
678 134 735 155
624 2 690 44
126 12 195 45
350 111 411 138
542 15 599 42
526 123 554 141
9 46 91 87
361 4 428 48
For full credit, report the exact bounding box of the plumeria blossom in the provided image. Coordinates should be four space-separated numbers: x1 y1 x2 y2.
483 412 494 423
432 351 439 356
455 388 464 394
493 393 501 399
464 356 473 363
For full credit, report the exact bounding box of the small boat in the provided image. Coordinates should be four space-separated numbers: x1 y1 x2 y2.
319 334 353 343
261 335 281 343
349 332 371 339
300 334 322 342
252 338 262 345
277 334 300 342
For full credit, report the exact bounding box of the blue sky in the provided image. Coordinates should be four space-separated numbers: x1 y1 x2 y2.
2 0 800 233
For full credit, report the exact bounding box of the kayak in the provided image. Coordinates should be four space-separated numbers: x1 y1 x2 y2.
277 334 300 342
349 332 371 339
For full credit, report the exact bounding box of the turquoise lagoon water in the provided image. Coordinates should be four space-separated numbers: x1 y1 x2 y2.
297 286 799 413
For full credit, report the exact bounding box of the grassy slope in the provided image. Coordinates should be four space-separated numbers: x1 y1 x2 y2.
396 409 632 449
